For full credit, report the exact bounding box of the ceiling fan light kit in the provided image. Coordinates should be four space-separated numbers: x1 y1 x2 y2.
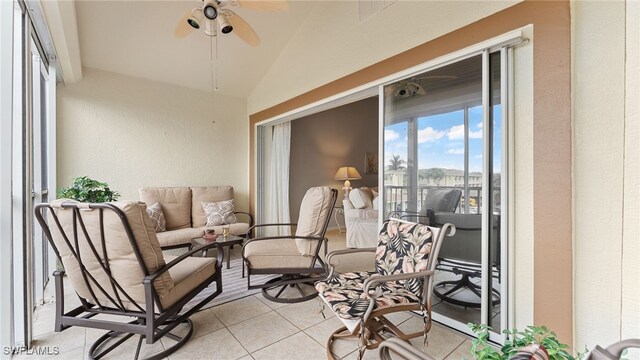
175 0 289 46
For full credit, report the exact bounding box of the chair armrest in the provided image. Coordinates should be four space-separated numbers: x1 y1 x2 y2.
325 248 376 279
246 223 297 238
241 235 327 259
234 211 254 234
363 270 435 296
379 337 435 360
144 241 223 284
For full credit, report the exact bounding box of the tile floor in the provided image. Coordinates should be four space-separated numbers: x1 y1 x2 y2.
21 229 477 360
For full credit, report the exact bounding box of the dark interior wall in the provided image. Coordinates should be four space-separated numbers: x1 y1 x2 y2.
289 96 379 222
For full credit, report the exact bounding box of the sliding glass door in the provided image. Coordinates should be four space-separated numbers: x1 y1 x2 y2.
382 50 508 337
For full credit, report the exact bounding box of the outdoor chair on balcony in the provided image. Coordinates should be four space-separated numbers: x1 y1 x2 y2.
34 200 223 360
316 219 455 360
430 212 501 308
242 186 337 303
389 188 462 225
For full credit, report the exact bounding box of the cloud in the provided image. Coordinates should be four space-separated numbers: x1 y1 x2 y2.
474 154 483 159
447 125 482 140
385 129 400 141
446 148 465 155
418 127 445 143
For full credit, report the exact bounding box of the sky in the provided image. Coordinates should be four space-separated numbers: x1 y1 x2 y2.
384 106 502 173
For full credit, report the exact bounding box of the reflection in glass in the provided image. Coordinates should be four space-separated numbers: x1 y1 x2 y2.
382 52 504 333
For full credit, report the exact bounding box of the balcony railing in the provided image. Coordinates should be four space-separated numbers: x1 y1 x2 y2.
384 185 485 215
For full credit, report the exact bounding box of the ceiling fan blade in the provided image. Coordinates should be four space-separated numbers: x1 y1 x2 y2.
174 10 194 38
226 11 260 46
234 0 289 11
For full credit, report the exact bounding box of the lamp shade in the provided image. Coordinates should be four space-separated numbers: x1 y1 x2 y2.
334 167 362 181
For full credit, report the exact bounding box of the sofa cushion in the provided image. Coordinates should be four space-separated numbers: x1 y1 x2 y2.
349 187 374 209
156 227 204 248
295 187 334 255
139 187 192 230
146 202 166 232
48 200 174 312
203 200 238 226
191 186 234 227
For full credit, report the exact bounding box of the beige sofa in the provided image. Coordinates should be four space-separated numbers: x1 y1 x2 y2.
139 186 253 248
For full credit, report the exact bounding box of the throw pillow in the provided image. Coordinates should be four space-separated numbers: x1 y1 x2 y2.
372 195 379 211
146 202 166 232
202 200 238 226
349 187 373 209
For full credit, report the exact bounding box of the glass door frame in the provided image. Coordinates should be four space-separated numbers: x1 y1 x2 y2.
378 44 516 344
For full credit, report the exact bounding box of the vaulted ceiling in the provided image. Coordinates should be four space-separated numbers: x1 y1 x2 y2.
73 0 318 97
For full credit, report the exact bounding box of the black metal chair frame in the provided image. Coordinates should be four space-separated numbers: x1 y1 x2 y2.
35 202 224 360
242 188 337 303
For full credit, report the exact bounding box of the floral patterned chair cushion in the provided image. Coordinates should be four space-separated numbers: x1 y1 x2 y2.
315 220 433 320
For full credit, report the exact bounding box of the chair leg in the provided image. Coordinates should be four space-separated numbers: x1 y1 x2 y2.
88 318 193 360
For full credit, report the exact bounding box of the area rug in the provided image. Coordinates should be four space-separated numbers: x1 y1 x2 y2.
183 258 276 311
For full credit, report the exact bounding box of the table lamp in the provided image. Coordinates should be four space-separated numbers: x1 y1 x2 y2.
334 166 362 198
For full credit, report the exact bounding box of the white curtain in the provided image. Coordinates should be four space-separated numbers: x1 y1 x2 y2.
266 122 291 236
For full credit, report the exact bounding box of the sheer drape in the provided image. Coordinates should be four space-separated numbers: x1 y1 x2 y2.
266 122 291 236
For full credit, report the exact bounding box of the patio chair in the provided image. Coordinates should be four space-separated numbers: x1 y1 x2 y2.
430 212 501 308
389 188 462 225
242 186 337 303
34 200 223 360
316 219 455 360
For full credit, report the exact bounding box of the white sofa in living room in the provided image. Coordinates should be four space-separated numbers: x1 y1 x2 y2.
343 187 379 248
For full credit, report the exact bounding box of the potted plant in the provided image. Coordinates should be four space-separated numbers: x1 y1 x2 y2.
469 323 583 360
58 176 120 203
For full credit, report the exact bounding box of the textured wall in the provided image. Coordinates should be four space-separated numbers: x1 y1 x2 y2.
572 0 640 351
57 68 249 211
289 97 378 222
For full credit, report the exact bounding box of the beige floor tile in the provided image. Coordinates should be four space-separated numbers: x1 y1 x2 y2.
31 326 86 354
44 345 87 359
304 317 358 358
228 311 298 353
253 293 289 310
188 308 226 339
237 356 254 360
402 321 467 360
251 332 327 360
444 339 474 360
276 298 331 330
211 295 271 326
384 310 415 325
167 328 248 360
95 333 166 359
341 347 380 360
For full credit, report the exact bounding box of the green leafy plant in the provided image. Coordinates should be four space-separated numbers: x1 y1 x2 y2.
469 323 583 360
58 176 120 203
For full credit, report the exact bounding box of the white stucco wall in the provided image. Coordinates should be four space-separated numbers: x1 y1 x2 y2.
247 0 521 115
57 68 249 210
572 0 640 351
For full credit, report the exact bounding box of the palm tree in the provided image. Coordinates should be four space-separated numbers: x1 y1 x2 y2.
387 154 406 171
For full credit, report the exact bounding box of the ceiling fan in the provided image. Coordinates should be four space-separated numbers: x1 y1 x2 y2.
174 0 289 47
392 75 458 98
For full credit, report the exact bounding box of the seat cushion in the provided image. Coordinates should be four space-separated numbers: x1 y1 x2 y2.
139 187 192 230
156 227 205 248
191 186 234 227
315 271 420 320
161 255 217 308
244 239 314 269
